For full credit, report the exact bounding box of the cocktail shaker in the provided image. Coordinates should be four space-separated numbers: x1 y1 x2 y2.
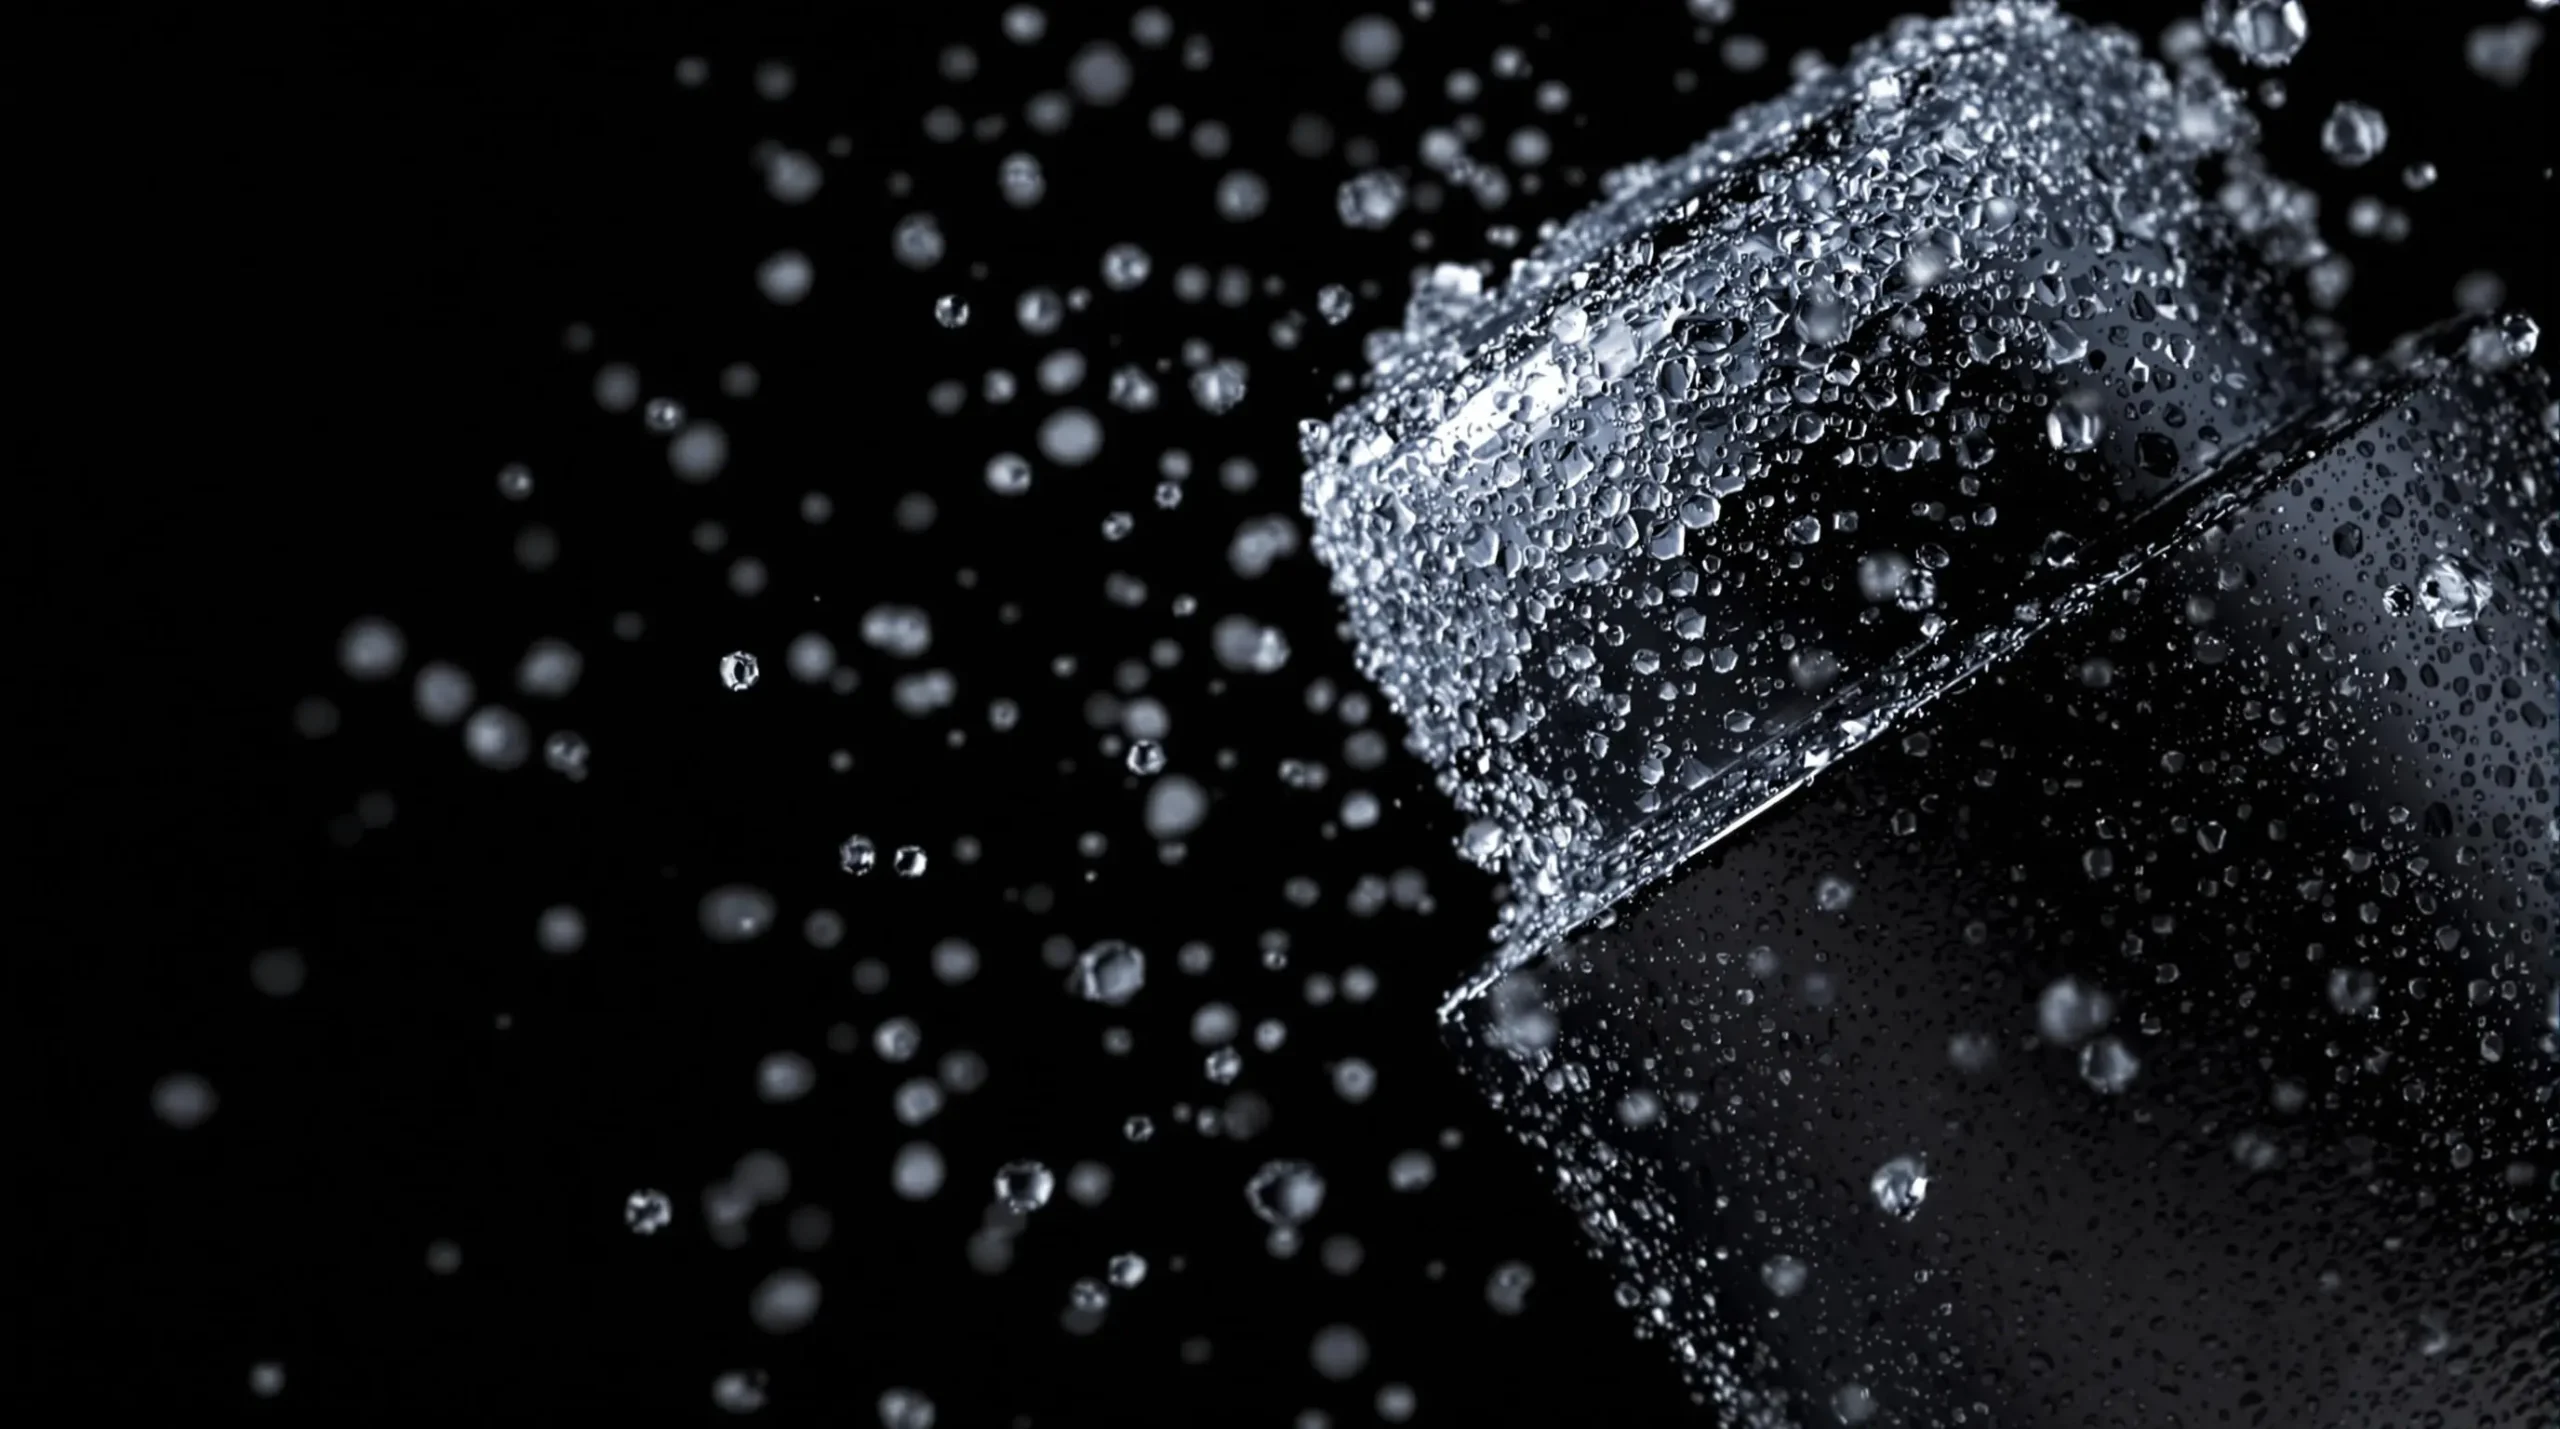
1303 3 2556 1422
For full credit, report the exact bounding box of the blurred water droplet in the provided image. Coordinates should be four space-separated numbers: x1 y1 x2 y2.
1246 1158 1328 1227
995 1160 1054 1213
1869 1155 1928 1219
624 1188 673 1235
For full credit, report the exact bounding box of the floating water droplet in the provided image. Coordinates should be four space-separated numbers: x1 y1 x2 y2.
698 885 776 944
719 651 761 691
1869 1155 1928 1219
1190 359 1248 414
1832 1384 1879 1424
535 905 586 955
1037 407 1103 468
462 706 532 770
747 1269 821 1334
1107 1252 1148 1289
2209 0 2309 67
711 1369 767 1415
2078 1035 2142 1094
997 152 1046 208
151 1072 218 1129
985 452 1034 497
891 1142 944 1201
540 729 589 780
338 617 406 682
876 1386 938 1429
1070 941 1147 1005
2037 976 2116 1046
838 835 878 875
1245 1158 1327 1227
248 947 305 997
624 1188 673 1235
1947 1031 1998 1074
756 249 813 305
994 1159 1055 1213
1336 169 1407 229
2320 102 2388 167
1100 242 1151 290
756 1052 816 1104
890 213 944 271
1760 1253 1809 1297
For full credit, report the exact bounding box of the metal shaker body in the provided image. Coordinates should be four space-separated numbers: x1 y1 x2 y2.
1303 3 2557 1423
1456 340 2556 1425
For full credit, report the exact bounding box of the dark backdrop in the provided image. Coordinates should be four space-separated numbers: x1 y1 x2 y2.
27 0 2550 1424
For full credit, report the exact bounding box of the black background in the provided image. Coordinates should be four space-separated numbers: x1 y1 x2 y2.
28 1 2550 1424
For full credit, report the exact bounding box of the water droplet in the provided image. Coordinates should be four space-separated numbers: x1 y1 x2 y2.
1070 940 1148 1005
1832 1384 1879 1424
1485 1259 1536 1314
838 835 878 875
1869 1155 1928 1219
747 1269 821 1334
891 1142 944 1201
2209 0 2309 67
711 1370 767 1415
984 452 1034 496
997 152 1046 208
1190 359 1249 414
2320 102 2388 167
719 651 761 691
994 1159 1055 1213
151 1072 218 1129
338 617 407 681
698 885 776 944
2078 1035 2142 1094
1336 169 1408 229
624 1188 673 1234
1948 1031 1998 1074
1100 242 1152 290
1340 14 1402 71
1246 1158 1328 1227
2037 976 2117 1046
756 249 813 305
877 1386 938 1429
1760 1253 1809 1297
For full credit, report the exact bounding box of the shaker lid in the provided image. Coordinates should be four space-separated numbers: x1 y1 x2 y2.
1302 0 2334 974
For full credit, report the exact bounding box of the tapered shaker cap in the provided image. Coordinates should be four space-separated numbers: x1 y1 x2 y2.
1300 0 2346 981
